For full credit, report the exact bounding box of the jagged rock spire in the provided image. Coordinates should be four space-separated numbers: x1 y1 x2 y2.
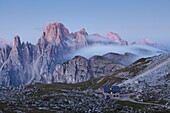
13 35 22 48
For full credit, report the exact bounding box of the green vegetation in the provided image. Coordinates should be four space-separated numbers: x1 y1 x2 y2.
27 74 125 92
113 57 151 78
135 58 148 63
116 100 150 109
0 103 10 113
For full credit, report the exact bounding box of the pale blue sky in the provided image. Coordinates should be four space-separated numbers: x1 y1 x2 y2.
0 0 170 47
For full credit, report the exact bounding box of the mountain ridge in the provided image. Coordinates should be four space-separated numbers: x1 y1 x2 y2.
0 21 169 87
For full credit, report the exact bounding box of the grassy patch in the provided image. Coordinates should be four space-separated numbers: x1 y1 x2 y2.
116 100 150 109
114 57 151 78
27 75 125 92
0 103 11 113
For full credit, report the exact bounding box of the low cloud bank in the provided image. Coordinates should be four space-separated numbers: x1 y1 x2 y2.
70 45 165 59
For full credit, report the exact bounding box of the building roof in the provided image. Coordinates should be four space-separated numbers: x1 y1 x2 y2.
103 86 120 93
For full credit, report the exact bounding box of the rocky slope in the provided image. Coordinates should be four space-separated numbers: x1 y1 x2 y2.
118 53 170 105
70 53 170 106
1 82 169 113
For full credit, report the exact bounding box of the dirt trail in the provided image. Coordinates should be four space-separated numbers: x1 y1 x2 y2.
127 99 168 107
116 93 168 107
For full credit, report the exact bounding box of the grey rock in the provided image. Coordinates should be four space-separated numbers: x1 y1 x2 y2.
53 56 91 83
88 55 125 78
53 55 125 83
103 52 138 66
0 45 11 67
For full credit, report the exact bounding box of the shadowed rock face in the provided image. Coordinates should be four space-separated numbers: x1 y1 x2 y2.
53 55 125 84
0 36 34 87
0 45 11 67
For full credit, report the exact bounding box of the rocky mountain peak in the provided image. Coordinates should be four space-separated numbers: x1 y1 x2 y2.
45 21 70 45
13 35 22 48
132 38 157 45
106 32 120 41
74 28 88 38
131 38 168 51
72 28 88 49
106 32 128 45
78 28 88 36
138 38 156 45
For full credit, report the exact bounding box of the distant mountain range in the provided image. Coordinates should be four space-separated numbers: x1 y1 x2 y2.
0 38 12 48
0 21 169 87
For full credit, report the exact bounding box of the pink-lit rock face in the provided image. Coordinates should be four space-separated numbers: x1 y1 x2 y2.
74 28 88 48
131 38 168 51
79 28 88 36
106 32 120 41
45 22 70 45
74 28 88 39
43 22 89 49
138 38 156 45
43 21 129 48
106 32 128 45
145 38 154 44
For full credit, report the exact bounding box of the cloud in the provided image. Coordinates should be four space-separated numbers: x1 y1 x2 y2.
69 45 165 59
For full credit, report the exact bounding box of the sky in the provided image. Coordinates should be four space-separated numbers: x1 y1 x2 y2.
0 0 170 47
